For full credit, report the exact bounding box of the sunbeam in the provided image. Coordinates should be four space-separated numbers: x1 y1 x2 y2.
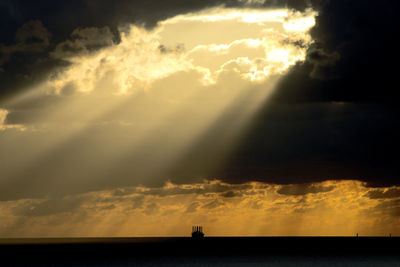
0 7 316 198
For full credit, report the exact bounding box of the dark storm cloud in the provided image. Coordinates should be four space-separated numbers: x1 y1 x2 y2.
210 0 400 187
306 47 340 79
0 19 58 98
14 20 51 49
0 20 51 65
271 0 400 104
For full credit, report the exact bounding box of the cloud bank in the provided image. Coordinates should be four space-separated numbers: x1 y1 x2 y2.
0 180 398 237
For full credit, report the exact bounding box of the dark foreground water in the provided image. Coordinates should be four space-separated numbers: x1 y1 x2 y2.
1 237 399 266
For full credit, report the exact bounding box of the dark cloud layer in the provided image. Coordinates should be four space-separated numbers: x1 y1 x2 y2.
214 0 400 187
1 0 400 201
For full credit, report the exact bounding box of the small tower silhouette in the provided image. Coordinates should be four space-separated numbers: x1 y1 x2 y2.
191 226 205 238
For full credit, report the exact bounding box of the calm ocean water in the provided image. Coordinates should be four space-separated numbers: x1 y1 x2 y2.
1 237 399 266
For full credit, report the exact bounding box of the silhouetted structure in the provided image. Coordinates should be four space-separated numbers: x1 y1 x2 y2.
191 226 204 238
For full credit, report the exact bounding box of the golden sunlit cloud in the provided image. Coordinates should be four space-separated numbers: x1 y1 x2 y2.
0 180 398 237
41 7 316 96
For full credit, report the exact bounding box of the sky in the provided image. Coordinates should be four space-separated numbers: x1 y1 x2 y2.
0 0 399 237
